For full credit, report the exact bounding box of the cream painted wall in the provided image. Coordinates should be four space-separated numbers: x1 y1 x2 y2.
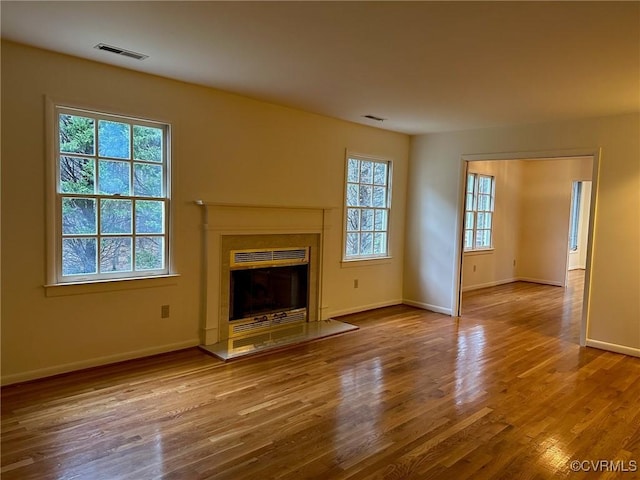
1 41 409 384
516 158 592 285
406 113 640 354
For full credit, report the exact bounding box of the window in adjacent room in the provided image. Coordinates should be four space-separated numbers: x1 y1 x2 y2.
52 106 170 283
464 173 495 251
568 181 582 252
344 154 392 260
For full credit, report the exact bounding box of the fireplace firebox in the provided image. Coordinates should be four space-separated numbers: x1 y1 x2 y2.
227 247 310 338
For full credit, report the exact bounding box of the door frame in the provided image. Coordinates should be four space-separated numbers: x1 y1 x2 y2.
453 148 600 347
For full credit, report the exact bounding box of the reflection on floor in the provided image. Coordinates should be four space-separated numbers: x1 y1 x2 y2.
199 319 359 361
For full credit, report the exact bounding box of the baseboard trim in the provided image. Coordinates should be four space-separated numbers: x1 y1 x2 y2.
516 277 564 287
585 339 640 358
462 278 517 292
402 299 453 316
329 299 403 318
1 338 200 386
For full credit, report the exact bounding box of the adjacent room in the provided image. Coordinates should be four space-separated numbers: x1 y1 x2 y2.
2 2 639 479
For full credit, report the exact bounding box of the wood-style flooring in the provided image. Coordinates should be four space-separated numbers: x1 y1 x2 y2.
3 272 640 479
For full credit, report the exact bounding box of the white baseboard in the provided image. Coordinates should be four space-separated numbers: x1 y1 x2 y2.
402 299 453 316
329 299 403 318
462 278 517 292
585 339 640 358
1 338 200 386
463 277 563 291
517 277 564 287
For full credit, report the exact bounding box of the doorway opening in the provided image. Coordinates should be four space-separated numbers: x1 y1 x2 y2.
455 153 598 346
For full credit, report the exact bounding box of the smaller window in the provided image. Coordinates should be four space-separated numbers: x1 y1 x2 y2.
344 155 392 260
464 173 495 251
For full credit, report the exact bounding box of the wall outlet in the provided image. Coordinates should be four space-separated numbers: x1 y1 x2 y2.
354 279 359 288
161 305 170 318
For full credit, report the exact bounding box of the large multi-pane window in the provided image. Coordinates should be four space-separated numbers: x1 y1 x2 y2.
54 106 170 282
464 173 495 251
344 155 391 259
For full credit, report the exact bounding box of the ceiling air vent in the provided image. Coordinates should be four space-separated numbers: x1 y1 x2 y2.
362 114 386 122
94 43 148 61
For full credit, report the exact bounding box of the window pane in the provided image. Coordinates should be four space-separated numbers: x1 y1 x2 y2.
373 162 387 185
133 163 163 197
466 193 474 211
372 186 386 207
101 199 132 234
62 198 96 235
59 114 95 155
360 161 373 184
62 238 97 275
60 157 95 194
467 174 475 193
98 120 130 159
360 232 373 256
476 230 491 248
133 125 163 162
373 232 387 255
99 160 131 195
464 230 473 249
347 158 360 182
346 233 359 256
478 212 492 229
479 176 492 194
100 237 132 273
361 209 374 231
346 208 360 232
484 230 492 247
374 209 387 231
136 200 164 234
135 237 164 270
478 194 490 211
465 212 474 229
346 183 359 206
359 185 372 207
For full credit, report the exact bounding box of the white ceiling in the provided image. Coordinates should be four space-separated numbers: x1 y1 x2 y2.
2 1 639 134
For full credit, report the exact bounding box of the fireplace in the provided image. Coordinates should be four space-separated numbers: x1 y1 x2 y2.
228 247 310 338
217 233 321 343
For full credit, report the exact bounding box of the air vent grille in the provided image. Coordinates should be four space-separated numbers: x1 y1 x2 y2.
94 43 148 61
230 308 307 338
231 247 308 268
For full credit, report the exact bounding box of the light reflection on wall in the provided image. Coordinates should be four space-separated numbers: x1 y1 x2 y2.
454 325 487 407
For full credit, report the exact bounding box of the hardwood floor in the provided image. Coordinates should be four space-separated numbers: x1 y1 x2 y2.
3 273 639 479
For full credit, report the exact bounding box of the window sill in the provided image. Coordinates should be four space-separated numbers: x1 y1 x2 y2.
463 248 495 256
341 256 392 268
44 274 180 297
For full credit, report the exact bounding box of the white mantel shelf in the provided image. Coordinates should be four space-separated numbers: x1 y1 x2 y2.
194 200 338 210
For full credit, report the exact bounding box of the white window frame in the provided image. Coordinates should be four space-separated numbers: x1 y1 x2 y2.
464 173 495 251
342 153 392 261
47 103 172 285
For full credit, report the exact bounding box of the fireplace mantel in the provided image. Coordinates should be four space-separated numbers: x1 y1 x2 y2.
195 201 337 345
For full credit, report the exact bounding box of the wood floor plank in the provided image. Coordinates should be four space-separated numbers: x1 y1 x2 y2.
2 271 640 479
